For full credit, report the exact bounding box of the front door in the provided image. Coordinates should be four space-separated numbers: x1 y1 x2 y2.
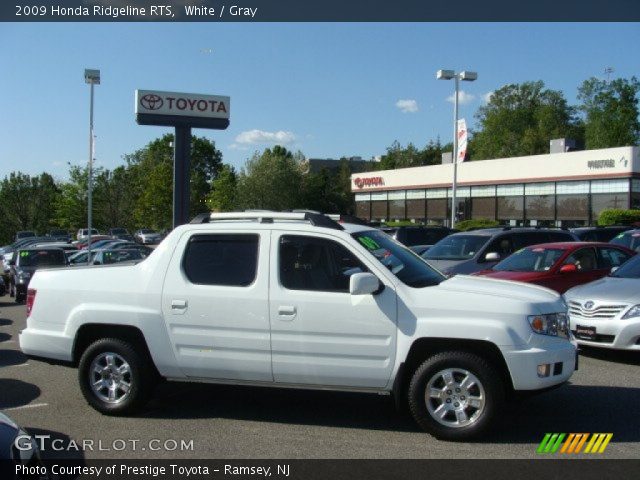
161 230 272 381
268 232 397 389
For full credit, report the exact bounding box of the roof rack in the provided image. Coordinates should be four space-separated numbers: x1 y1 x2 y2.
189 211 344 231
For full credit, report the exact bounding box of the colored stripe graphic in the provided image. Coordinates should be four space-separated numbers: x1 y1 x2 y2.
538 433 613 454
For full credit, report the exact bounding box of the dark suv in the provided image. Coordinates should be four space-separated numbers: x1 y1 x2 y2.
9 247 67 303
609 229 640 252
570 226 633 242
423 228 578 276
381 226 457 247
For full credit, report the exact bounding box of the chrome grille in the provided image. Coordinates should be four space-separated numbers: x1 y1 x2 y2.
568 301 626 319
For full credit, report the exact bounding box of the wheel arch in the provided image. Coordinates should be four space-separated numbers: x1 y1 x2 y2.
393 337 514 408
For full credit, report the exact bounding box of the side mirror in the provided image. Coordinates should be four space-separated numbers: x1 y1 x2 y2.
610 266 619 274
484 252 500 262
349 272 382 295
559 264 577 274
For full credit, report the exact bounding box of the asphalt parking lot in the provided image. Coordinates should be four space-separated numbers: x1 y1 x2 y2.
1 298 639 460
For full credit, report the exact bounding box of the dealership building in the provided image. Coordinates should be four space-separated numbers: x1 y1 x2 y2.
351 146 640 228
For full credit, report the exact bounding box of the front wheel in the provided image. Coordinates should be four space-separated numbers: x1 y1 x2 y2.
78 338 157 415
408 351 505 441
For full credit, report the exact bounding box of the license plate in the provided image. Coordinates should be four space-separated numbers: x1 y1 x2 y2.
575 325 596 341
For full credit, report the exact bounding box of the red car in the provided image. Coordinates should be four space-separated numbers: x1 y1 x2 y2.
473 242 636 293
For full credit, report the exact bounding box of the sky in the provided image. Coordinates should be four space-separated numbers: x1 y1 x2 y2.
0 22 639 181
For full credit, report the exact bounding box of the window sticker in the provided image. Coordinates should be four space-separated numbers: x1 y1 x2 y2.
358 236 380 251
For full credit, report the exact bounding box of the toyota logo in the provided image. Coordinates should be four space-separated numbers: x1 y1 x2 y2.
584 301 595 310
140 94 163 111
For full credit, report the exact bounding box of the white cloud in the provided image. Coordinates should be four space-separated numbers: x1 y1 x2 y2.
395 99 419 113
234 129 296 145
446 90 476 105
482 91 494 103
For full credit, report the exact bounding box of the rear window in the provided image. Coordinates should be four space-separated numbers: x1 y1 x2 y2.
17 249 66 267
182 234 259 286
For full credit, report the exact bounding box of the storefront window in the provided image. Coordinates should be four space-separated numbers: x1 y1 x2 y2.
525 195 555 220
406 199 426 222
556 194 588 223
471 197 496 220
497 196 524 224
355 201 371 221
388 200 406 220
371 201 387 221
427 199 447 222
592 193 630 220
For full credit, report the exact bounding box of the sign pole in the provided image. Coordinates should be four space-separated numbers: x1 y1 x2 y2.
173 126 192 229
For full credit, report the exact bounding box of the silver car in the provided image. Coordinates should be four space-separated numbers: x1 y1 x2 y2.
564 254 640 350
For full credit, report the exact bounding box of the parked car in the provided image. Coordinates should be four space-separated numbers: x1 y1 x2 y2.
473 242 635 293
8 247 67 302
134 228 163 245
20 211 576 441
410 245 433 256
570 225 633 242
109 243 153 257
76 228 99 241
89 239 125 250
565 253 640 350
382 226 456 247
108 228 135 242
30 242 78 253
67 249 97 266
91 249 146 265
423 228 578 276
47 229 71 242
0 411 49 479
77 235 111 250
609 229 640 252
14 231 36 241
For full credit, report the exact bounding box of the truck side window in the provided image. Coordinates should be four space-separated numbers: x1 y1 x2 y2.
279 235 367 292
183 234 259 286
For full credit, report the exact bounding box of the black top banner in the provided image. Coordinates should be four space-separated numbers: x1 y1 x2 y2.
2 0 640 22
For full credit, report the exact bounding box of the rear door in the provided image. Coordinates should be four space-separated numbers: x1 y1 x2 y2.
268 232 397 388
161 230 272 381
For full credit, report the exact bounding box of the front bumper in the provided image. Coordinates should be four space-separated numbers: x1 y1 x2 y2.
502 338 577 391
570 316 640 351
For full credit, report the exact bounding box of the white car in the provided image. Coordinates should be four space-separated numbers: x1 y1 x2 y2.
76 228 99 241
565 254 640 350
20 212 576 440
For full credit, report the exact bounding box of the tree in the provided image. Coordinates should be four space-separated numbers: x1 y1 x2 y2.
578 76 640 149
377 139 445 170
471 81 582 160
207 164 238 212
237 146 304 210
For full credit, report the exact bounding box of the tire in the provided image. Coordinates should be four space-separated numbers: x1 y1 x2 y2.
408 351 504 441
78 337 157 415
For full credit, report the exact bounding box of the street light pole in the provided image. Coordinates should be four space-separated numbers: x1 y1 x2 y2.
437 69 477 228
84 69 100 263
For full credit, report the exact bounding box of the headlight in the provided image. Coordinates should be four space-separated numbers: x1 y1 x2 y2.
622 304 640 320
528 313 569 338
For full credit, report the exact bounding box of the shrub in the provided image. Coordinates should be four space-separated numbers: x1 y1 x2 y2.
597 209 640 226
455 218 500 231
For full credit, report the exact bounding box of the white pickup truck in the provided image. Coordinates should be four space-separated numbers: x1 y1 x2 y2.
20 212 577 440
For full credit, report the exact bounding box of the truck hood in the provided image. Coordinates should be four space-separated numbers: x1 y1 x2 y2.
474 270 546 282
565 276 640 304
437 274 561 305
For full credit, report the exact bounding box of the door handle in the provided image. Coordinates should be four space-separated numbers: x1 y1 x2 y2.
278 305 297 320
171 299 188 311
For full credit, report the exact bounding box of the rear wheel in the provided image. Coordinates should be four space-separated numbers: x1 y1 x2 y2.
78 338 157 415
408 351 504 441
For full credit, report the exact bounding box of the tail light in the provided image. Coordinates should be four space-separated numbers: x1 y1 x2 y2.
26 288 37 317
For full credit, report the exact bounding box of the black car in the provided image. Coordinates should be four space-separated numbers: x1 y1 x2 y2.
0 411 49 479
47 229 71 242
382 225 457 247
8 247 67 303
570 225 634 242
108 228 136 242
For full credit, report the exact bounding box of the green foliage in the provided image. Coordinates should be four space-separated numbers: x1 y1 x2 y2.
578 77 640 149
597 209 640 226
207 164 238 212
471 81 583 160
454 218 500 231
377 139 445 170
237 146 304 210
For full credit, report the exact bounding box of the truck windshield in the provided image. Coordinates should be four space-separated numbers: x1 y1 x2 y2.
17 249 66 268
352 230 445 288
